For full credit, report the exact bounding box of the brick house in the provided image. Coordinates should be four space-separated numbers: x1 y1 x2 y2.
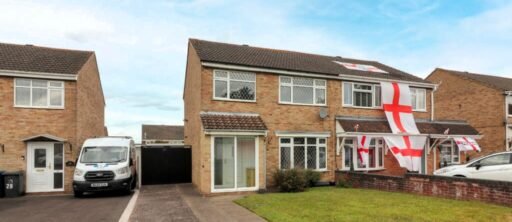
183 39 479 194
0 43 106 193
141 125 184 147
427 68 512 163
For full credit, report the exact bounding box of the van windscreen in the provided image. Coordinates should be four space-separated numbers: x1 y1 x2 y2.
80 146 128 163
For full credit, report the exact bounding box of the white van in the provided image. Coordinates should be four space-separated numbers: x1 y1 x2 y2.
72 137 137 197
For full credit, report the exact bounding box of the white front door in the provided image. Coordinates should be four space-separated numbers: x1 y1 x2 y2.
27 142 65 192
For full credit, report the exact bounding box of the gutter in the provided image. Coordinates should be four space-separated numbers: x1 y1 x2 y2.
202 62 437 89
0 69 77 80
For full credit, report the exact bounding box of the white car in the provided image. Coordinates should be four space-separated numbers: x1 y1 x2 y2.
434 151 512 182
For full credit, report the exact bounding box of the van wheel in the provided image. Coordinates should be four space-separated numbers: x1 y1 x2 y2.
74 191 83 198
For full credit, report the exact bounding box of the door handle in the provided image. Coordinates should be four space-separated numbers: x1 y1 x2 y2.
48 162 52 170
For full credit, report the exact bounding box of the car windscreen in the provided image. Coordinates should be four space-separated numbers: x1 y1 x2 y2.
80 146 128 163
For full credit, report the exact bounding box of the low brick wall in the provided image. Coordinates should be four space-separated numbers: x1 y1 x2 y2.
336 171 512 206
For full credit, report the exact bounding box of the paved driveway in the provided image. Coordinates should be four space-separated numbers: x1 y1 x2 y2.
129 184 264 222
0 192 132 222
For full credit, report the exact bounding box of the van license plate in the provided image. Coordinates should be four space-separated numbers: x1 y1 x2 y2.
91 183 108 187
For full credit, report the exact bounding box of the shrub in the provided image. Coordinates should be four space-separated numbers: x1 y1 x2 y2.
336 176 352 188
273 168 307 192
304 169 321 187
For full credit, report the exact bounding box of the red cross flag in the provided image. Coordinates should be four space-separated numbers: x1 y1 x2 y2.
384 135 427 172
381 82 419 134
453 137 481 152
357 135 372 167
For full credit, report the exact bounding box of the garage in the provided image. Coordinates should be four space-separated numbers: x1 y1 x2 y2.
139 125 191 185
140 145 192 185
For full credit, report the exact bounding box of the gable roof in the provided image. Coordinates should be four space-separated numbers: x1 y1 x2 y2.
435 68 512 91
142 125 184 140
0 43 93 75
190 39 430 84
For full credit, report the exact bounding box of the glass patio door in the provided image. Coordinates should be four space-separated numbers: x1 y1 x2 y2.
213 136 257 192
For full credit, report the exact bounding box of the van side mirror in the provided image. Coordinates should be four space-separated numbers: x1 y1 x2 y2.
129 158 133 166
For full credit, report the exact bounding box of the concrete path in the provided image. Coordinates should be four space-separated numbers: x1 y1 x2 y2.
129 184 265 222
0 192 132 222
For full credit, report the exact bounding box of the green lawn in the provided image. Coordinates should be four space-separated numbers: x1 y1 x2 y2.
235 187 512 222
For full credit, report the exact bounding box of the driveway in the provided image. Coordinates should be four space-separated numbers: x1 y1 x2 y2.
129 184 264 222
0 192 132 222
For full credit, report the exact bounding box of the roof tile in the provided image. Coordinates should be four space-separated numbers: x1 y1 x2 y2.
201 113 267 131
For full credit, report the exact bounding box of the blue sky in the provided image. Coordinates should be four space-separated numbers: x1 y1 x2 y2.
1 0 512 142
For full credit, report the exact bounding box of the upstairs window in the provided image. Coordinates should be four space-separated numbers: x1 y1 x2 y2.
279 76 326 105
343 82 381 108
343 82 425 111
508 104 512 116
213 70 256 101
410 88 427 111
14 78 64 108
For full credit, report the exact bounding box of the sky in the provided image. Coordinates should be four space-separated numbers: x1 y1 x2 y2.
1 0 512 142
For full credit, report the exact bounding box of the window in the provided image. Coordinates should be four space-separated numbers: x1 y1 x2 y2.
410 88 426 111
213 136 257 191
279 76 326 105
341 137 384 170
474 154 511 167
439 140 459 166
213 70 256 101
508 104 512 116
343 82 425 111
280 137 327 170
343 82 381 108
15 79 64 108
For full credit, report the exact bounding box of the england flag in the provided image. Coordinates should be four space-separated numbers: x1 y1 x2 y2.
384 135 427 172
357 135 373 167
453 137 481 152
381 82 420 134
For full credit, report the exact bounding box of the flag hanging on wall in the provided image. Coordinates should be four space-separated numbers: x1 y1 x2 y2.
380 82 419 134
383 135 427 172
453 137 481 152
357 135 373 167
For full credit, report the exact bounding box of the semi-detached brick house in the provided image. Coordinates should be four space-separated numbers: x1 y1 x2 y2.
0 43 106 193
183 39 480 195
427 68 512 163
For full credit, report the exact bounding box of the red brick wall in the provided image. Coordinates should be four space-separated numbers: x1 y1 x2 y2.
337 172 512 206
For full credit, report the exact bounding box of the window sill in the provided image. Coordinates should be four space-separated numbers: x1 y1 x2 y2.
338 167 385 172
14 105 64 110
278 102 327 107
212 98 256 103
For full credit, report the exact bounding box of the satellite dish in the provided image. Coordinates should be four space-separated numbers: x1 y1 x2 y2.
319 107 328 119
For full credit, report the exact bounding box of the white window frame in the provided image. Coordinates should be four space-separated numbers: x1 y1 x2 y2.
279 76 327 106
410 88 427 112
340 137 385 171
342 82 381 109
210 136 259 193
212 69 256 102
278 137 328 171
14 78 65 109
439 140 460 165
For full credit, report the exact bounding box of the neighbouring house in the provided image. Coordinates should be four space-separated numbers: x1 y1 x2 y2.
427 68 512 161
0 43 106 193
183 39 480 195
141 124 185 147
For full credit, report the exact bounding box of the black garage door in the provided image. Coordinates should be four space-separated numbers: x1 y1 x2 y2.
141 146 192 185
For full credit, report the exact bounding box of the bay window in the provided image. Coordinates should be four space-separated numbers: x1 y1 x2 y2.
279 76 326 105
341 137 385 170
14 78 64 108
280 137 327 170
213 70 256 101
